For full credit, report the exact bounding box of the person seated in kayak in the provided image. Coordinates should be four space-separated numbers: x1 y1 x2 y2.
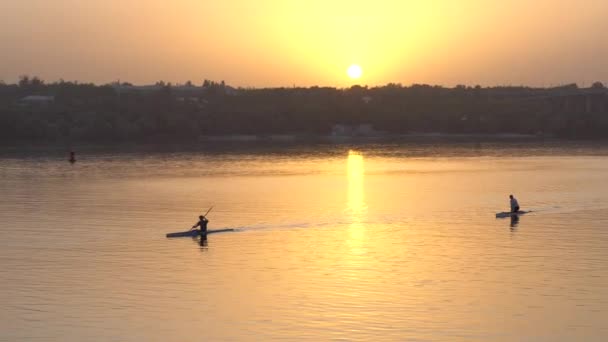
191 215 209 234
510 194 520 213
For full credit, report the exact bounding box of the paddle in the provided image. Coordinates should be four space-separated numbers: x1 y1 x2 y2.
202 206 214 218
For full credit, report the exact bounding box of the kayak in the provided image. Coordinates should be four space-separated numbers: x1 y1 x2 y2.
495 211 530 218
166 228 235 238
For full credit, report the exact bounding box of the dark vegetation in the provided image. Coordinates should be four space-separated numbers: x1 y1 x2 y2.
1 76 608 143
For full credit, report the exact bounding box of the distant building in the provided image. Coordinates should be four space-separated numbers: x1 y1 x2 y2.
18 95 55 106
111 83 163 94
176 96 207 108
331 124 379 137
177 97 201 103
224 85 240 96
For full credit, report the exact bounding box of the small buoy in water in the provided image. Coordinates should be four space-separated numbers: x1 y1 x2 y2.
69 151 76 163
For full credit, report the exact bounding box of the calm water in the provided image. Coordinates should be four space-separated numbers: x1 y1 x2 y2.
1 142 608 341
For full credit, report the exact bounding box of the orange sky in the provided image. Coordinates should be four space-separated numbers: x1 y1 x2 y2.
1 0 607 87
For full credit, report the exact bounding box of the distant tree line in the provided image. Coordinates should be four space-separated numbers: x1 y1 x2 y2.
1 76 608 143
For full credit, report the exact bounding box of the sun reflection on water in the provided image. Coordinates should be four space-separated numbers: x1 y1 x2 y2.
347 150 365 215
347 150 367 251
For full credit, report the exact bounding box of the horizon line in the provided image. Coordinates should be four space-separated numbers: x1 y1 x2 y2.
3 76 606 90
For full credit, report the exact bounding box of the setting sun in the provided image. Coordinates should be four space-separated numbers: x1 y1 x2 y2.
347 64 363 79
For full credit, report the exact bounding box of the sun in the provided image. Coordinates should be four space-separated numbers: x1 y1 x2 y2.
347 64 363 79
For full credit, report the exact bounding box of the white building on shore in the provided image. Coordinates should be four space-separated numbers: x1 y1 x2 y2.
18 95 55 106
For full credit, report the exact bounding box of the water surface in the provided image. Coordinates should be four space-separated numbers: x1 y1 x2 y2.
1 142 608 341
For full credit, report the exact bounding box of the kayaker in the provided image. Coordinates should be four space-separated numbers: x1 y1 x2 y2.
192 215 209 234
510 194 520 213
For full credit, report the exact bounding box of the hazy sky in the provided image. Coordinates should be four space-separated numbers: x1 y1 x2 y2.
1 0 607 87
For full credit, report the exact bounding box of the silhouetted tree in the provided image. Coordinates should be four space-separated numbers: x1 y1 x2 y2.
0 79 607 142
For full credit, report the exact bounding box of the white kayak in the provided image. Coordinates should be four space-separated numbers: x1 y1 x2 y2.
496 211 530 218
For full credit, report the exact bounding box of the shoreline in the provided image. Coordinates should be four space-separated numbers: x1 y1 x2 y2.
3 135 608 157
0 132 559 148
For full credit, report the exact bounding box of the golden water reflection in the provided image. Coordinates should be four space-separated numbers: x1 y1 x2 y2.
347 150 367 252
3 151 608 340
347 150 365 215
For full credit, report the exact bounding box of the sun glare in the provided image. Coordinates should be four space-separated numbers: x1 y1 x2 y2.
347 150 365 214
347 64 363 79
347 150 366 251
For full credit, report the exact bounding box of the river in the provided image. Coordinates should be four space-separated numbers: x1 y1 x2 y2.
1 141 608 341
